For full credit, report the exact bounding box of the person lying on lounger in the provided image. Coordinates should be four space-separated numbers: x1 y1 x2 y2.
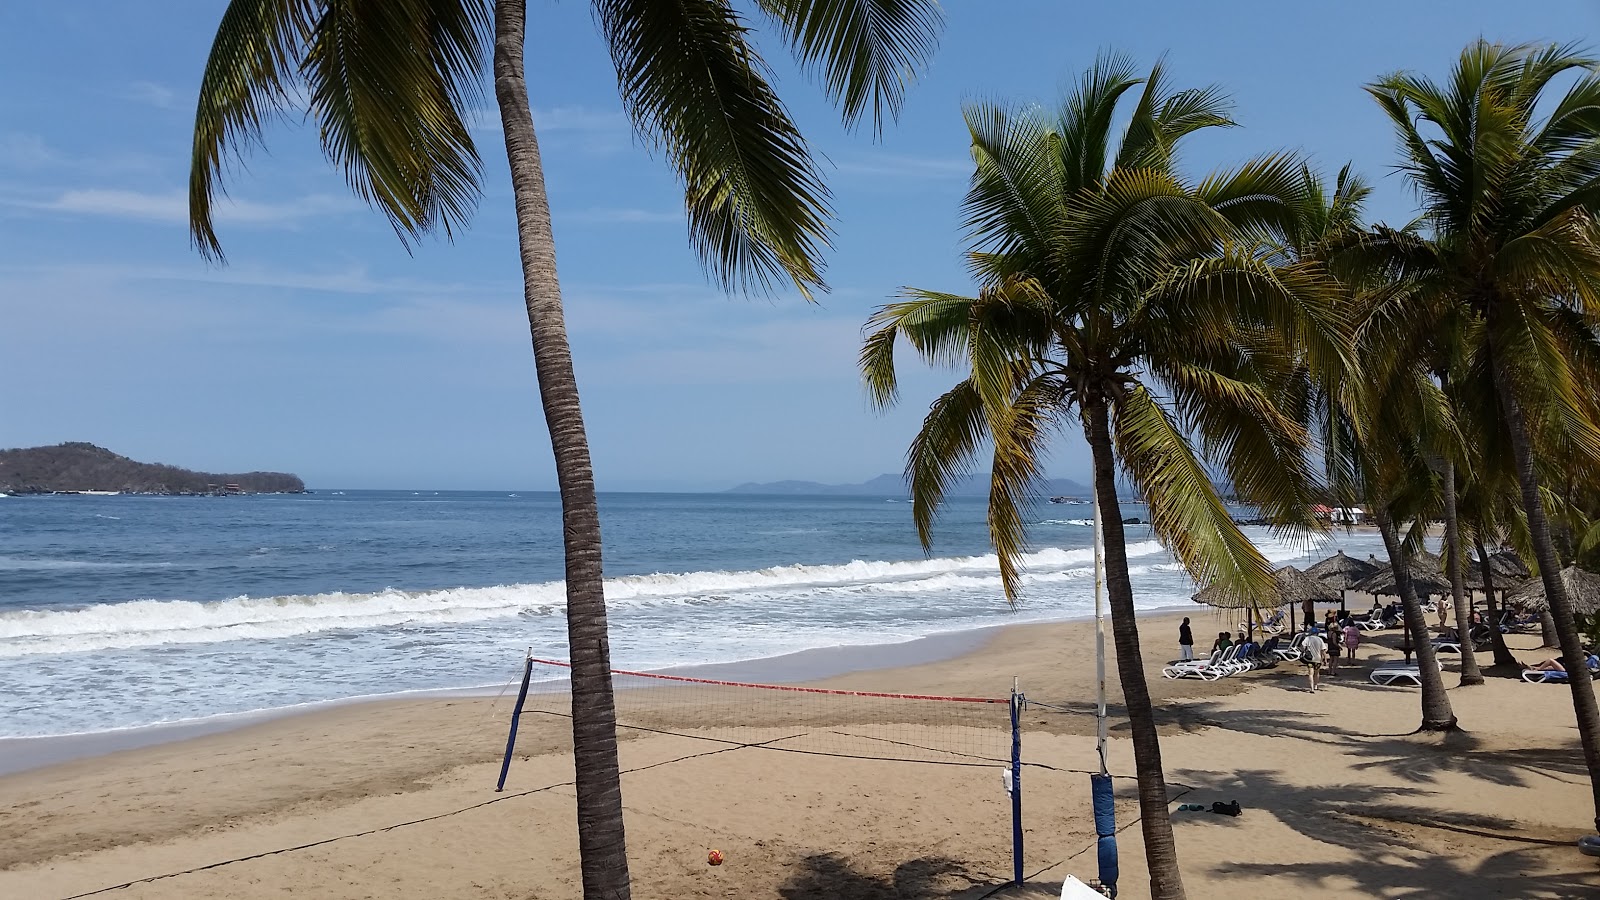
1524 653 1600 674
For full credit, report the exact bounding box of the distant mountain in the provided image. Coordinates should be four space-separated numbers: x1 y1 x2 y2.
0 443 305 495
725 472 1092 498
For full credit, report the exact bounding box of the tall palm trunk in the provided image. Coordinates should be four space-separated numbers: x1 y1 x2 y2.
1489 349 1600 832
1373 505 1457 730
495 1 631 895
1540 610 1561 648
1442 459 1482 684
1085 397 1185 900
1474 536 1518 667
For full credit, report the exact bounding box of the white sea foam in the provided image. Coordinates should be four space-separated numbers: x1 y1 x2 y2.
0 541 1169 658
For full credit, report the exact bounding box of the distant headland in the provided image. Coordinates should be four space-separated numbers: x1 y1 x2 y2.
724 472 1093 498
0 443 305 495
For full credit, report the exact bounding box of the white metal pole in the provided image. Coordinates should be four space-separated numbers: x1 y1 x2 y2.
1093 494 1109 775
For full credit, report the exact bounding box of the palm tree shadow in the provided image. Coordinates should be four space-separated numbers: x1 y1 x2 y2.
1170 768 1598 897
776 853 994 899
1168 700 1588 788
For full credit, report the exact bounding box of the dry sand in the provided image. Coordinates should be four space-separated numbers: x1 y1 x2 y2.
2 611 1598 899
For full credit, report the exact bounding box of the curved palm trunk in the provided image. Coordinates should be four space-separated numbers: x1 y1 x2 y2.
494 2 631 895
1442 460 1482 684
1489 351 1600 832
1085 398 1186 900
1540 610 1561 648
1475 536 1518 667
1374 505 1457 731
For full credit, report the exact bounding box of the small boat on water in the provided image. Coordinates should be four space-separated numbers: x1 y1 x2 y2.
1048 496 1089 505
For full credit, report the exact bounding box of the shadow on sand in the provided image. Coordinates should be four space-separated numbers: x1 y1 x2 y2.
1154 697 1598 897
776 853 1001 900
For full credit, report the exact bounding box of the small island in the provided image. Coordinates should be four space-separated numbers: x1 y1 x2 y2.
0 442 305 495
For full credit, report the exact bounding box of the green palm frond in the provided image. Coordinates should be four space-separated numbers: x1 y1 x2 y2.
753 0 943 132
961 101 1064 268
1143 251 1350 384
1112 384 1277 605
905 378 990 548
1193 152 1307 244
1112 59 1233 174
190 0 486 259
1059 52 1144 191
986 370 1071 602
1151 354 1319 535
597 0 833 298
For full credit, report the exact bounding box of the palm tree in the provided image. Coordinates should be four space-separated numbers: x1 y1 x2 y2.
860 56 1344 899
1288 168 1470 710
1363 40 1600 830
188 2 944 896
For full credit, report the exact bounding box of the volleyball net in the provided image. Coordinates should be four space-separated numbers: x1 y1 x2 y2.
495 654 1030 886
503 657 1013 766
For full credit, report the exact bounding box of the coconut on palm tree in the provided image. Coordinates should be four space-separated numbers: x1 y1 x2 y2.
1360 40 1600 830
860 55 1345 899
188 2 944 896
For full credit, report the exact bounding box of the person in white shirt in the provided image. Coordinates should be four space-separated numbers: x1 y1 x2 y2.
1302 627 1328 692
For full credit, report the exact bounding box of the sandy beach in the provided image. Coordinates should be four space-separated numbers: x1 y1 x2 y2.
3 610 1598 899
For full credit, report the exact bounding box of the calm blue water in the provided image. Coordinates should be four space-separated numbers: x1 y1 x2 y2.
0 490 1386 737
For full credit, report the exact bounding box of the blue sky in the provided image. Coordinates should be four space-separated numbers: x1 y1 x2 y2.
2 1 1596 491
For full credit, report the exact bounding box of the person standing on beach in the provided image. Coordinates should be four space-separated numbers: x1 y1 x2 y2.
1302 628 1327 691
1179 617 1194 660
1324 611 1341 674
1343 620 1362 661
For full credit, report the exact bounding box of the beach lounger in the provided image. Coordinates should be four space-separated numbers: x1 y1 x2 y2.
1163 650 1222 679
1271 633 1307 662
1357 614 1388 632
1521 656 1600 683
1165 646 1249 681
1370 666 1424 686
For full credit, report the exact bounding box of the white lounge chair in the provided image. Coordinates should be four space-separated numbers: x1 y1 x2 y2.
1370 666 1424 686
1162 650 1222 679
1271 633 1308 662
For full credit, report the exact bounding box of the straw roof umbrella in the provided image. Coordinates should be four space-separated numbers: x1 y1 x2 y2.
1504 567 1600 616
1191 565 1340 634
1412 549 1446 575
1488 550 1532 580
1304 550 1381 628
1353 560 1454 598
1304 550 1380 590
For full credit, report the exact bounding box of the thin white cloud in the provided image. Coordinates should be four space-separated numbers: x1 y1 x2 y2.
563 207 681 225
834 153 971 179
0 133 57 168
125 80 177 109
26 188 355 226
0 259 500 297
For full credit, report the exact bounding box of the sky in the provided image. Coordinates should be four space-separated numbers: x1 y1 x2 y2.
2 1 1597 492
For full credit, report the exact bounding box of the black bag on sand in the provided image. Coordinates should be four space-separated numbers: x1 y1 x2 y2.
1210 800 1242 817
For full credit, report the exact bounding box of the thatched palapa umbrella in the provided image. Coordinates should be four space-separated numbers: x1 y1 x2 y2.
1305 551 1381 622
1504 567 1600 616
1353 558 1454 601
1488 549 1532 580
1191 565 1340 636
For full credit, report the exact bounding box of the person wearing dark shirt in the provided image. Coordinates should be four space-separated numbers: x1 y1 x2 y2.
1178 617 1194 661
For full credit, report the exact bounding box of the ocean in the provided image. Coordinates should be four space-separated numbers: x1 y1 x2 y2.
0 490 1388 739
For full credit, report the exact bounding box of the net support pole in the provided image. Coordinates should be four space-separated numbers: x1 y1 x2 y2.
1010 678 1024 887
495 651 534 792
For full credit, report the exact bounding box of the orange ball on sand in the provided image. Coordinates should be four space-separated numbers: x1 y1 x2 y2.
707 849 724 866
